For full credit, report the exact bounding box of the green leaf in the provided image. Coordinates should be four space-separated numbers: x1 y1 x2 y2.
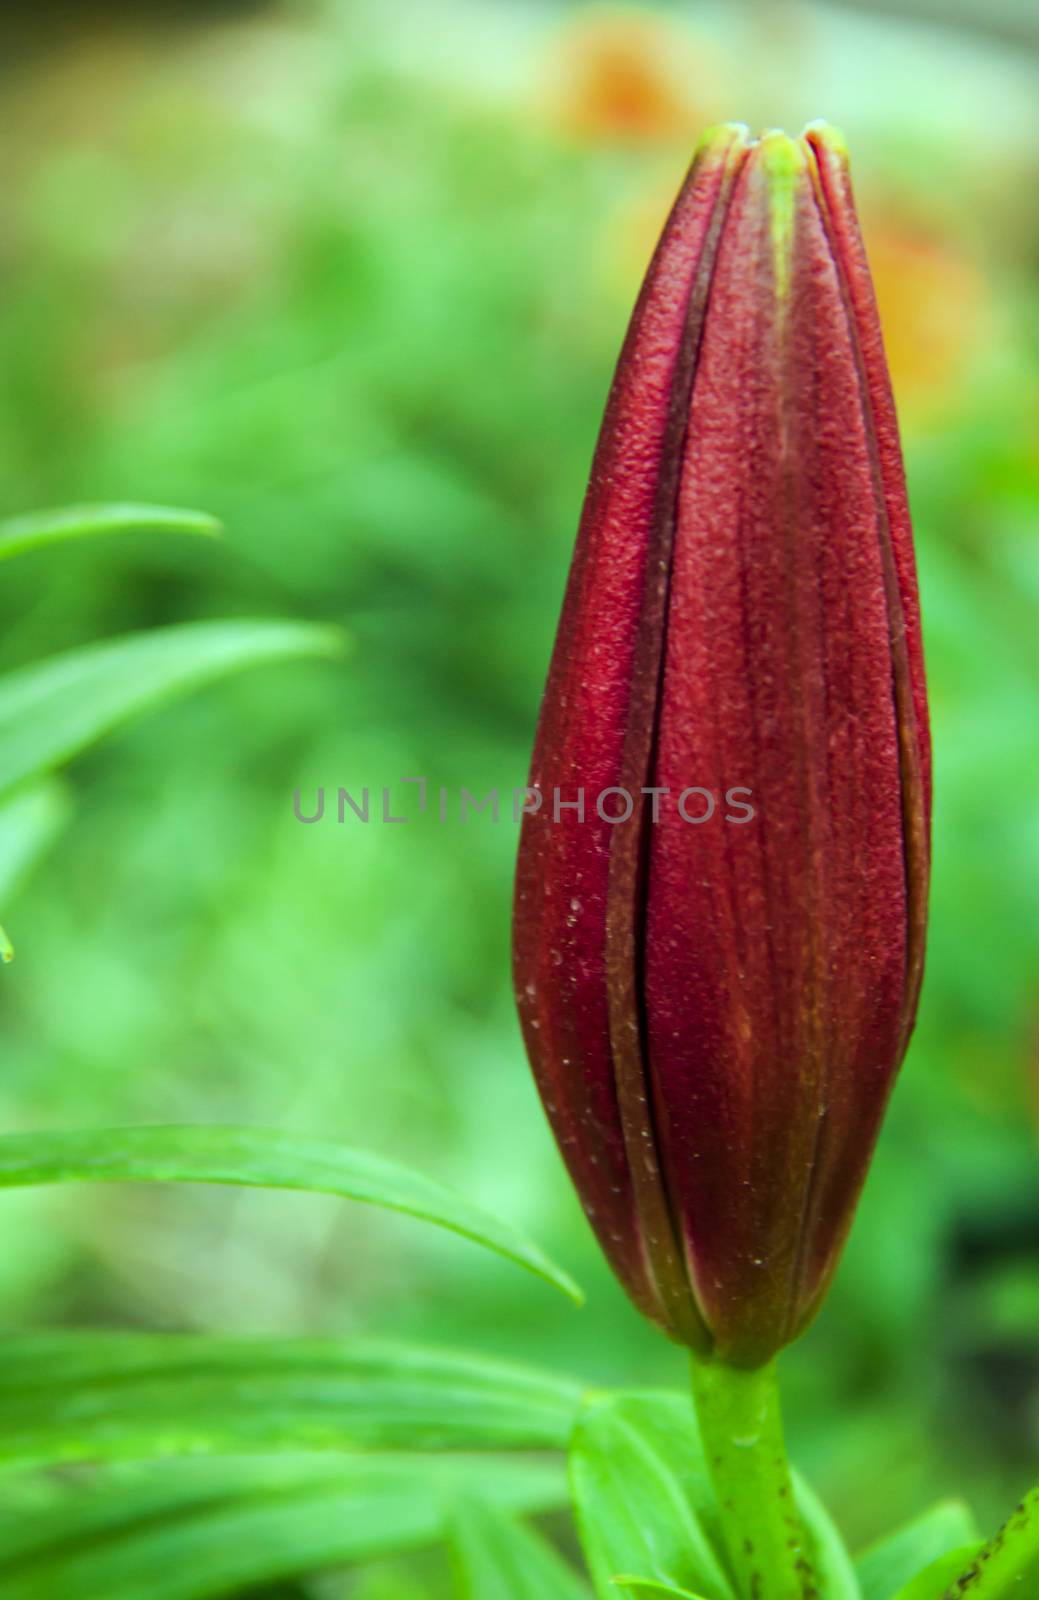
0 1124 580 1300
447 1498 592 1600
856 1502 980 1600
894 1487 1039 1598
0 1454 567 1600
0 779 72 960
568 1392 735 1600
889 1546 985 1599
0 780 70 900
569 1390 858 1600
0 1332 583 1463
794 1471 862 1599
0 503 221 560
0 619 343 797
610 1581 706 1598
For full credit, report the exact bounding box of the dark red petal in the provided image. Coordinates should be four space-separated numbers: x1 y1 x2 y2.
513 125 750 1340
641 132 925 1363
806 122 932 1045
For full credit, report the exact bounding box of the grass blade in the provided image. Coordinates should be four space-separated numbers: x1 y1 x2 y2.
0 504 221 560
0 619 342 797
569 1392 734 1600
448 1498 592 1599
0 1333 583 1463
0 1124 581 1300
856 1502 979 1600
0 1454 567 1599
0 780 70 900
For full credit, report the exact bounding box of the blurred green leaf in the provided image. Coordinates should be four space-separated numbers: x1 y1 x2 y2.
894 1488 1039 1598
568 1392 735 1600
0 1333 583 1464
0 779 72 963
0 1454 567 1600
889 1546 985 1598
0 620 343 796
0 780 70 900
447 1498 591 1600
569 1390 858 1600
0 503 221 561
795 1475 861 1600
0 1124 581 1299
856 1502 980 1600
610 1581 706 1598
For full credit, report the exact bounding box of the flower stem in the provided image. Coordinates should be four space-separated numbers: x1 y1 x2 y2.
944 1486 1039 1597
689 1353 813 1600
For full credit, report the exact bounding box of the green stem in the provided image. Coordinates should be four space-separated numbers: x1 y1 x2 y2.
689 1354 813 1600
944 1486 1039 1597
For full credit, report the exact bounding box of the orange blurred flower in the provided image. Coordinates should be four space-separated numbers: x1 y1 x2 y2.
865 217 989 421
542 11 714 144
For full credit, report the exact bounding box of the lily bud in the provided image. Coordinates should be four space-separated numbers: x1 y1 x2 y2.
513 123 930 1367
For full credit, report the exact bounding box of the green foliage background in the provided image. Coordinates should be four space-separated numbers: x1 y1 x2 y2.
1 0 1038 1593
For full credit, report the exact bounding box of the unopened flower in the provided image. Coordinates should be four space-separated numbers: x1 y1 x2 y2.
513 123 931 1367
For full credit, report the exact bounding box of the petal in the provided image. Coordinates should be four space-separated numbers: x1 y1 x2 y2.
641 131 924 1363
513 124 749 1341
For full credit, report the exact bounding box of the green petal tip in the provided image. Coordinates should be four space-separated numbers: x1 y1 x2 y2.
802 120 850 161
693 121 752 161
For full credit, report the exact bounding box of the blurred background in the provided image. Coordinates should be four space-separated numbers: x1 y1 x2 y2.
1 0 1038 1591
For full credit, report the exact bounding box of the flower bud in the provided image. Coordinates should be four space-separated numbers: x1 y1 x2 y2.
513 124 930 1366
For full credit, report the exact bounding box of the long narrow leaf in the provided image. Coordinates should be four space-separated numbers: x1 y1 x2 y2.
0 1454 567 1600
0 780 71 962
0 781 70 901
448 1498 592 1600
0 619 342 797
794 1472 862 1600
569 1393 735 1600
0 1124 580 1300
895 1485 1039 1598
856 1501 979 1600
890 1547 985 1598
0 503 221 560
612 1583 706 1599
0 1333 584 1463
569 1391 859 1600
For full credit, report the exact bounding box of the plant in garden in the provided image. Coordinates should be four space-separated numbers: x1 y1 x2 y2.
512 120 1032 1599
0 128 1035 1600
0 502 340 960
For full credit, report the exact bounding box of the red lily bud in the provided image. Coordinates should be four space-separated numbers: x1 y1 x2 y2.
513 123 931 1367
